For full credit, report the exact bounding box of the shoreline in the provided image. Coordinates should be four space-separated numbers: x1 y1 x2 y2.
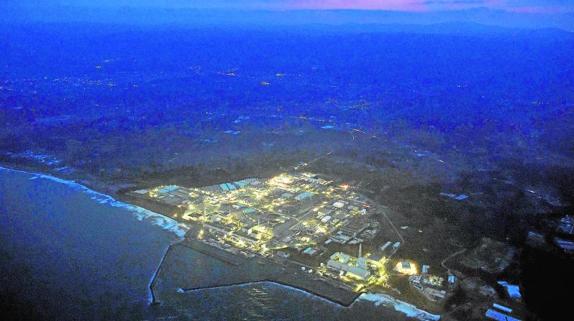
0 162 441 320
0 158 124 198
0 163 189 238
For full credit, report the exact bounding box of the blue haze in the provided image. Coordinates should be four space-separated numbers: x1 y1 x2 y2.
1 3 574 320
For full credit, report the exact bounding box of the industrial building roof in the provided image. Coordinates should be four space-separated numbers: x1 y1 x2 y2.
295 192 313 201
485 309 521 321
327 259 370 280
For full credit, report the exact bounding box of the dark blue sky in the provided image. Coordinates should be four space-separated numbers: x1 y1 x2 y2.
17 0 574 13
2 1 573 30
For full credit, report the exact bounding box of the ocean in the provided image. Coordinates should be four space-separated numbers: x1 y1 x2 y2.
0 166 438 321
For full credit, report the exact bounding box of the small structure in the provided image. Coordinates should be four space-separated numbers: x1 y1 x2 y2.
394 260 418 275
327 252 371 280
440 192 469 201
276 251 290 258
558 215 574 235
218 178 259 192
422 264 430 274
243 208 256 214
485 303 521 321
247 224 273 241
380 241 392 252
448 274 457 286
302 247 320 256
281 192 293 199
158 185 178 194
220 183 236 191
497 281 522 301
409 274 446 302
554 237 574 254
148 185 193 207
454 194 469 201
333 201 345 208
329 232 353 244
526 231 548 249
295 192 314 201
423 287 446 301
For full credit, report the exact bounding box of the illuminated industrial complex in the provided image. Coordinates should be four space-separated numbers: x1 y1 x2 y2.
130 172 431 292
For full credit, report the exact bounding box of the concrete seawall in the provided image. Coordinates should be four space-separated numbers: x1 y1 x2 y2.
150 239 360 307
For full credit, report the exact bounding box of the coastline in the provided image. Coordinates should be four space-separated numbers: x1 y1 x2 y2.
0 163 441 321
0 163 189 238
0 164 180 320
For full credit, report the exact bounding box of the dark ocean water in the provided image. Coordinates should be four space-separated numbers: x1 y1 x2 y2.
0 166 178 320
0 167 435 321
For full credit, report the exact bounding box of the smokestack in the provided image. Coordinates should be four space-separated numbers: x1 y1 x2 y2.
359 243 362 258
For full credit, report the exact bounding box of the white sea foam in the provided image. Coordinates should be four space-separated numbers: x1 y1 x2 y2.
1 166 189 238
358 293 441 321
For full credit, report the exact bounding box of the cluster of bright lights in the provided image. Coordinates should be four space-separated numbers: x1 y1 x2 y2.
146 173 393 292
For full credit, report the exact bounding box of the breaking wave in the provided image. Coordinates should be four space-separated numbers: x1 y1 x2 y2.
358 293 440 321
1 166 189 238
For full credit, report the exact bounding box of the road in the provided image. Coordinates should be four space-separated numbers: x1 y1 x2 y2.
441 248 467 274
